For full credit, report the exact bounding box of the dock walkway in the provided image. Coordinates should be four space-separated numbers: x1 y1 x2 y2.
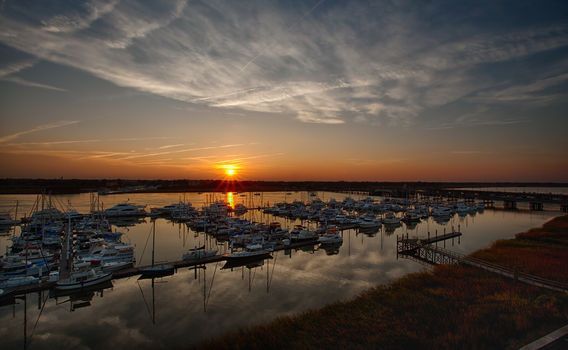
398 237 568 293
0 239 320 299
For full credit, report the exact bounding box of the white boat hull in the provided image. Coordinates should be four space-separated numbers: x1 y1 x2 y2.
226 250 270 260
55 272 112 291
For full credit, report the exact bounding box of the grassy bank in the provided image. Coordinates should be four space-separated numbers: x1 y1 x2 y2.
201 215 568 349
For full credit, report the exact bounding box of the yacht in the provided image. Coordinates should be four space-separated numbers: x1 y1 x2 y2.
289 226 318 242
359 216 381 229
100 260 133 273
55 268 112 291
402 211 422 223
182 248 218 261
80 243 135 264
432 206 453 219
104 203 147 217
139 264 175 278
382 212 401 226
225 244 271 261
0 213 19 226
318 233 343 245
454 203 472 216
151 202 194 216
0 275 39 289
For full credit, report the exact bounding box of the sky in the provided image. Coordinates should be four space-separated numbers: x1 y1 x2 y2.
0 0 567 181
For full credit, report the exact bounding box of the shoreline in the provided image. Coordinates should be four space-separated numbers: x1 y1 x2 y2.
1 179 567 195
200 215 568 349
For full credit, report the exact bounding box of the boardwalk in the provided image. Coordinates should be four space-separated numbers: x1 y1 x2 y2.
397 238 568 293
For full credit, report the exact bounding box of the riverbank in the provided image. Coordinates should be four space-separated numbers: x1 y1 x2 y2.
201 215 568 349
1 178 567 194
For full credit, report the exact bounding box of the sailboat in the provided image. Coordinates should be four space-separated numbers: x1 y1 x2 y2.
56 216 112 291
139 220 174 279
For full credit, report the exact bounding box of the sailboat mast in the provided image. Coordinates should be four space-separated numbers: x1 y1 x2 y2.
152 278 155 324
151 220 156 267
67 215 72 272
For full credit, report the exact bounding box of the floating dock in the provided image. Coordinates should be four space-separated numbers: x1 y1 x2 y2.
0 239 321 299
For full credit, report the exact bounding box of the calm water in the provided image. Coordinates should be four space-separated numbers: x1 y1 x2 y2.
0 192 559 349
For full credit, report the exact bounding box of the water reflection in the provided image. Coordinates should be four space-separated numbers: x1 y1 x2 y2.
226 192 234 210
51 281 113 312
0 191 560 349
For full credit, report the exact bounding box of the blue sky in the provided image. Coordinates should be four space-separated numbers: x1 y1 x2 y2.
0 0 567 180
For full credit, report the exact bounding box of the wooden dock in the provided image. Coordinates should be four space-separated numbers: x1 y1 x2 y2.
0 239 321 299
397 231 462 255
397 237 568 293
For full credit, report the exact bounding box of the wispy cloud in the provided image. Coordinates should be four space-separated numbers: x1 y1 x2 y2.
6 136 176 147
450 150 489 155
1 76 67 91
471 73 568 103
0 59 66 91
113 143 245 161
0 120 79 143
156 144 184 150
41 0 119 33
0 1 566 125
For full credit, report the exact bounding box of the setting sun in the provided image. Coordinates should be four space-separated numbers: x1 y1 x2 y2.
221 164 238 178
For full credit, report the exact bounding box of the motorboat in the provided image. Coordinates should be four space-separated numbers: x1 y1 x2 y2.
104 203 147 217
55 268 112 291
289 226 318 242
432 206 453 219
182 248 218 261
318 233 343 245
151 202 195 216
139 264 175 279
0 213 19 227
359 216 381 229
225 244 271 261
382 212 401 226
100 260 133 273
80 243 135 263
402 211 422 223
0 275 39 289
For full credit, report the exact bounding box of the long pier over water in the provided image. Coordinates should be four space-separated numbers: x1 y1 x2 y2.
377 188 568 212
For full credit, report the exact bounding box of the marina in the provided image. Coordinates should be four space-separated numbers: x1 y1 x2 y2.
0 190 562 348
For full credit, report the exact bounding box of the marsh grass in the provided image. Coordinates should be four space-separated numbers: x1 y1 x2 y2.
200 216 568 350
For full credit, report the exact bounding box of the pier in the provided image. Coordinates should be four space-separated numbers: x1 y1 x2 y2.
397 235 568 293
0 239 321 299
371 187 568 212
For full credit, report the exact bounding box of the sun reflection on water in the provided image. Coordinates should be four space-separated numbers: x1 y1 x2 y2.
226 191 234 209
